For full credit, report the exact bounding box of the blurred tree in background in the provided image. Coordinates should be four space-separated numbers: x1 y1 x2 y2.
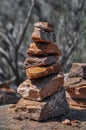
0 0 86 85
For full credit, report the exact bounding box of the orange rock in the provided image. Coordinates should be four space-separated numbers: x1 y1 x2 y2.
26 63 62 79
31 27 56 43
17 74 64 101
27 42 61 56
34 22 54 32
23 55 59 69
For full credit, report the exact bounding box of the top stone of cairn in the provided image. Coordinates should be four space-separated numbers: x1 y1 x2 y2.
34 22 54 32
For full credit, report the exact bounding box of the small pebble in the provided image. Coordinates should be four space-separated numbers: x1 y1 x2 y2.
62 119 71 125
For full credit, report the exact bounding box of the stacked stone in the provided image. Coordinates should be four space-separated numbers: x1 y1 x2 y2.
0 81 19 105
15 22 69 121
64 63 86 110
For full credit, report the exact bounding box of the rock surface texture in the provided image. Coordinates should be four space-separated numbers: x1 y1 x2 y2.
26 63 62 79
27 42 61 56
17 74 64 101
15 22 69 121
64 63 86 110
23 55 59 69
68 63 86 79
34 22 54 32
31 27 56 43
16 87 68 121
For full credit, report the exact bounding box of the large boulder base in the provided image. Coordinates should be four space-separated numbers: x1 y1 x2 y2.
17 74 64 101
31 27 56 43
23 55 59 69
34 22 54 32
15 87 69 121
26 63 62 79
68 63 86 79
27 42 61 56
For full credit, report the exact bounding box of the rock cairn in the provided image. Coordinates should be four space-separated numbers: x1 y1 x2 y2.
64 63 86 110
15 22 69 121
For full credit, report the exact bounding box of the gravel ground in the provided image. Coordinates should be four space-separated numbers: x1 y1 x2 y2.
0 104 86 130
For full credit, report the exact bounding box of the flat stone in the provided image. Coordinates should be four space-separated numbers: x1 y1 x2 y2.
34 22 54 32
64 77 82 89
0 93 19 105
31 27 56 43
66 98 86 110
66 86 86 99
23 55 59 69
17 74 64 101
64 76 86 99
15 87 69 121
68 63 86 79
27 42 61 56
0 88 19 105
26 63 62 79
0 81 20 105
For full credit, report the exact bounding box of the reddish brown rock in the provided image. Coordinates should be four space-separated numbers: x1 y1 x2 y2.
64 73 86 110
34 22 54 32
64 77 82 89
64 76 86 99
0 86 16 94
15 87 69 121
0 87 19 105
68 63 86 79
0 93 19 105
66 86 86 99
23 55 59 69
27 42 61 56
64 76 86 89
31 27 56 43
0 81 16 95
0 80 19 104
26 63 62 79
17 74 64 101
66 98 86 110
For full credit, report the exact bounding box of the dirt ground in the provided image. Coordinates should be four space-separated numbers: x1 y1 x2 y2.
0 104 86 130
